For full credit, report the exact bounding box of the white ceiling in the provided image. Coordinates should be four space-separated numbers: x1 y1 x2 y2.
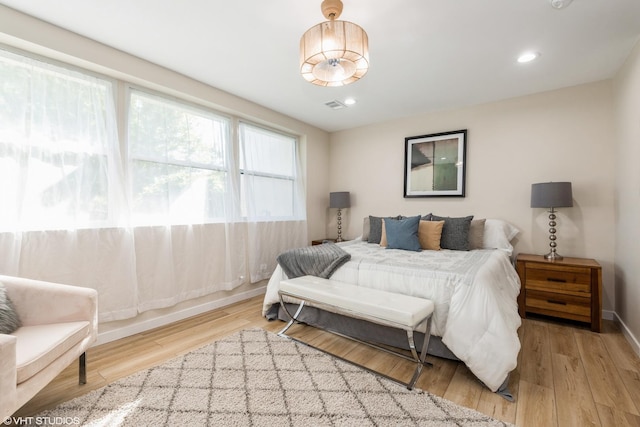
1 0 639 132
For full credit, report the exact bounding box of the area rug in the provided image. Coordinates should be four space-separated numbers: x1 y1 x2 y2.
35 328 512 426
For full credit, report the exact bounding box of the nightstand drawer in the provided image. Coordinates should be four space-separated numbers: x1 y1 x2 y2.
525 290 591 322
525 264 591 294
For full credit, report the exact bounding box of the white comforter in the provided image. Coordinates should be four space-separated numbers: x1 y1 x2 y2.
262 240 522 392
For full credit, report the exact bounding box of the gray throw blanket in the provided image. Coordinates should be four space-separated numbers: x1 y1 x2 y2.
276 242 351 280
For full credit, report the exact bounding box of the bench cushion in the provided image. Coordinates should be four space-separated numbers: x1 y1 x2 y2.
14 321 90 384
280 275 434 329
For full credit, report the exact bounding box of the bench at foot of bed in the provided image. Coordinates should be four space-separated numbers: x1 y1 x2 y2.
277 275 435 390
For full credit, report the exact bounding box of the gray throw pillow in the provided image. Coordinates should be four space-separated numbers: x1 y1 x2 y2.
0 282 21 334
469 219 487 250
431 215 474 250
362 217 370 241
368 216 383 243
368 215 401 244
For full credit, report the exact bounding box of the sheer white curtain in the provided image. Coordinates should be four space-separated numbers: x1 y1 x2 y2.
0 48 308 322
0 48 137 322
127 89 247 311
239 123 307 282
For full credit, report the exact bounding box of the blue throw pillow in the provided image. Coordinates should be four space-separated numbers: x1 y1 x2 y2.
384 215 421 251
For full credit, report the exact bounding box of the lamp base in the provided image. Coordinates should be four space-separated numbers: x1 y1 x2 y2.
543 208 563 261
543 251 563 261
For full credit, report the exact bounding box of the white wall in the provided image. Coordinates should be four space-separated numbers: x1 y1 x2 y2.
329 81 616 315
613 40 640 354
0 5 331 342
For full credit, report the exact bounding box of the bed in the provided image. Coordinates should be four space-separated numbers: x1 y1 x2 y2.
262 216 522 396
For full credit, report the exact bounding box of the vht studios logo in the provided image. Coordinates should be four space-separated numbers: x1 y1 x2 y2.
3 417 81 426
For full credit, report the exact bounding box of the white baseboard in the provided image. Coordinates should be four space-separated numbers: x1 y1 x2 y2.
609 310 640 358
534 309 638 356
602 309 615 321
94 286 267 346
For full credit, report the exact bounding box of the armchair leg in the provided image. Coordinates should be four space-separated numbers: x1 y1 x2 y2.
79 352 87 385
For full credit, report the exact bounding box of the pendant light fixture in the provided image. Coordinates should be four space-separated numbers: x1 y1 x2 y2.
300 0 369 87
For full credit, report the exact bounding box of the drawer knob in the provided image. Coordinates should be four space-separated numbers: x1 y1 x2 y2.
547 277 567 283
547 299 567 305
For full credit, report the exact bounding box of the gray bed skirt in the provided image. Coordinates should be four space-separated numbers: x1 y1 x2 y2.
268 302 514 401
270 302 459 360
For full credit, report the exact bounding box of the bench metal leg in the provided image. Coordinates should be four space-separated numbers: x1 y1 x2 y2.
277 295 306 337
407 317 432 389
407 330 420 362
79 352 87 385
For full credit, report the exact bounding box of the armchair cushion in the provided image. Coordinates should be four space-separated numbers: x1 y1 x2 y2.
0 283 21 334
15 321 90 384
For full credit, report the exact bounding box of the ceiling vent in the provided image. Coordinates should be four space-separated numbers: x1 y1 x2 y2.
325 100 347 110
549 0 573 9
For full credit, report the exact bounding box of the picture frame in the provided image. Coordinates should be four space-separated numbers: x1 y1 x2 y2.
404 129 467 198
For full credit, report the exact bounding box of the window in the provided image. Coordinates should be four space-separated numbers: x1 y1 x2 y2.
128 92 303 225
0 47 305 231
128 89 232 224
0 48 121 231
239 123 301 219
0 47 308 319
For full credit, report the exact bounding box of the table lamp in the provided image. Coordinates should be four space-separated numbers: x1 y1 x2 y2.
329 191 350 242
531 182 573 260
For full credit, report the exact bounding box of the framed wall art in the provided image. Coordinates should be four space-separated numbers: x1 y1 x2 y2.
404 129 467 197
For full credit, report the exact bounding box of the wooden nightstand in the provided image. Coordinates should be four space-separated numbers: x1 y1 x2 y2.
311 238 350 245
516 253 602 332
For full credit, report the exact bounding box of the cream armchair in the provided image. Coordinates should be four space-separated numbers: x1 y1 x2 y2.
0 275 97 420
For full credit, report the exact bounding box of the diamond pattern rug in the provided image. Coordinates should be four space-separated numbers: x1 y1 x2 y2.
36 328 512 426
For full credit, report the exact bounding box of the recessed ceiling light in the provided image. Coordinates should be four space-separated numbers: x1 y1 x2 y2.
344 97 357 105
517 52 540 63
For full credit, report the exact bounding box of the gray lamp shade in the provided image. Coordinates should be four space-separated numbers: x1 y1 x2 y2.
531 182 573 208
329 192 350 209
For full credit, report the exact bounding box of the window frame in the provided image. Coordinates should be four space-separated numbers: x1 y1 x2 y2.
238 120 302 221
126 86 235 225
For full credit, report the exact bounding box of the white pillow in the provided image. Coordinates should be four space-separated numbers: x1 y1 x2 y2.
482 219 519 255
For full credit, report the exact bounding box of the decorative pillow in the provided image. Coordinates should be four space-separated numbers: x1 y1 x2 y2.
381 216 418 247
483 219 520 255
0 282 21 334
418 220 444 250
380 220 388 247
430 215 474 250
362 217 371 241
368 216 384 244
368 215 401 244
468 219 487 250
383 215 421 251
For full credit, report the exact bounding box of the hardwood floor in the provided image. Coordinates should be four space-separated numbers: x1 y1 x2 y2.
15 295 640 426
